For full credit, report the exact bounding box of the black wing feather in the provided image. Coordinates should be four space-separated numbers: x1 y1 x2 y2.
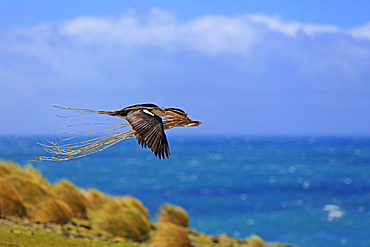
126 109 170 159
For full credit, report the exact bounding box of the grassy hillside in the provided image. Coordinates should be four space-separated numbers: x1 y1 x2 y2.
0 160 295 247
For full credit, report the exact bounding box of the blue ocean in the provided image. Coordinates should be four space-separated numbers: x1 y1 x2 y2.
1 135 369 247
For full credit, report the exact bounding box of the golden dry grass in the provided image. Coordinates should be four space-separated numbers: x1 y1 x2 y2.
91 196 151 242
246 235 267 247
31 196 72 224
150 222 192 247
81 188 109 211
116 196 150 220
4 173 51 212
157 203 189 227
52 180 87 219
22 165 52 186
0 161 281 247
0 162 74 223
0 160 23 177
0 179 28 218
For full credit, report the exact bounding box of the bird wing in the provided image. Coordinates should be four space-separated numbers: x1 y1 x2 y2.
126 109 170 159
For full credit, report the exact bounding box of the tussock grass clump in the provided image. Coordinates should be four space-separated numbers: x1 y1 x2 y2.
91 196 150 242
0 162 73 223
246 235 267 247
4 173 51 212
0 160 23 177
0 161 285 247
81 188 110 212
0 179 28 218
116 196 150 219
150 222 192 247
53 180 87 219
158 203 189 227
31 196 72 224
22 165 51 186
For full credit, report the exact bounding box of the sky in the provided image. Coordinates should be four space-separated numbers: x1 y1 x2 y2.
1 1 370 136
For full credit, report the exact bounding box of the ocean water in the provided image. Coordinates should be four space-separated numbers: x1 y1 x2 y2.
0 135 369 247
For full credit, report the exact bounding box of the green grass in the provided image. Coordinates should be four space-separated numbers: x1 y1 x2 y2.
0 224 142 247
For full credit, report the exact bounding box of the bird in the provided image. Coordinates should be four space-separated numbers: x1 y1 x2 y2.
103 103 202 158
36 103 202 161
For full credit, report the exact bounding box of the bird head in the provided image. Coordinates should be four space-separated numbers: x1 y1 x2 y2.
162 107 202 129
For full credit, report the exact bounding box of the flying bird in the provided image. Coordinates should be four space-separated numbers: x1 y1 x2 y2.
36 103 202 161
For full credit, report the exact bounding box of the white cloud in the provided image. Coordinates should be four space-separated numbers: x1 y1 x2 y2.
1 9 370 135
180 15 259 55
247 14 340 37
1 8 369 96
3 9 369 59
247 13 370 42
59 9 179 47
349 22 370 40
58 9 260 55
248 14 301 37
61 16 113 38
0 8 369 86
56 10 370 56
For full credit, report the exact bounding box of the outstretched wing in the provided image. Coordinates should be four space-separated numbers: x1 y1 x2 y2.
126 109 170 159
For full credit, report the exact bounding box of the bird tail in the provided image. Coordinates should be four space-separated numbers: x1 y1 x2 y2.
52 104 116 117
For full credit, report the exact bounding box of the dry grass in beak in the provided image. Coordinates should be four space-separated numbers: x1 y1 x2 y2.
35 105 135 161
